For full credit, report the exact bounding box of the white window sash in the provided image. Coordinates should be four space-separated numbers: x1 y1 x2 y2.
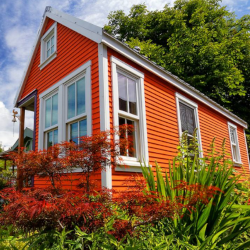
39 22 57 69
176 92 203 157
228 122 242 165
111 56 148 171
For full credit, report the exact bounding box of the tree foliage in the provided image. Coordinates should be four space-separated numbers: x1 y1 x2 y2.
104 0 250 146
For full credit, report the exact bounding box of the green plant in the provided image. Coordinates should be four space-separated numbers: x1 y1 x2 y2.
141 132 250 248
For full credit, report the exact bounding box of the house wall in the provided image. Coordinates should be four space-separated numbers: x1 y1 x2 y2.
107 47 250 190
19 18 101 189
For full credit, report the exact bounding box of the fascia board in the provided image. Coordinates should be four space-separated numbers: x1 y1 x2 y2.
102 33 248 129
49 8 102 37
46 12 102 43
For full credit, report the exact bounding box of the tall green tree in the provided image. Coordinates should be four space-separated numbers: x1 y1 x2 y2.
104 0 250 151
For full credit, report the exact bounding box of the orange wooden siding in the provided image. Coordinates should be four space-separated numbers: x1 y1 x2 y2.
19 19 101 189
107 47 250 190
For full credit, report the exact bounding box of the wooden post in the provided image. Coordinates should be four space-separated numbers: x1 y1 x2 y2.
17 107 25 190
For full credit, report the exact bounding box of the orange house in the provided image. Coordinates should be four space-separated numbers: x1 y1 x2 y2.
14 7 250 190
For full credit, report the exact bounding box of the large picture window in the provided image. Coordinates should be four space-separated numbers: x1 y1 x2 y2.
39 60 92 152
111 56 148 171
228 122 241 165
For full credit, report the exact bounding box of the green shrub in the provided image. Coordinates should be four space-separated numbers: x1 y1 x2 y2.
141 132 250 249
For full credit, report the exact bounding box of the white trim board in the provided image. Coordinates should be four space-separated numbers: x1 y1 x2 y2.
99 44 112 189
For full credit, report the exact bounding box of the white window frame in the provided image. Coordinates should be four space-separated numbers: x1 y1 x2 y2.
111 56 148 172
39 60 92 153
176 93 203 157
65 73 90 143
39 22 57 70
228 122 242 166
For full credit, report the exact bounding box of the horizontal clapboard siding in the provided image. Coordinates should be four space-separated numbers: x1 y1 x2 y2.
107 47 250 189
19 19 101 189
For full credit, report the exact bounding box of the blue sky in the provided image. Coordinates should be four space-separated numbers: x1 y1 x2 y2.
0 0 249 150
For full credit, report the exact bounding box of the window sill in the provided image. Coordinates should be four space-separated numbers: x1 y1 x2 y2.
233 162 243 167
39 51 57 70
115 160 146 173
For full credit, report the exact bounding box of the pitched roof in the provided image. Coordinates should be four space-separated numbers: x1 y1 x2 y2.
14 7 248 129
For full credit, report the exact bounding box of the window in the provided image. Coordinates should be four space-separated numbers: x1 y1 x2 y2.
46 35 55 59
111 56 148 171
38 60 92 162
176 93 202 155
228 122 241 165
39 22 57 69
117 73 138 159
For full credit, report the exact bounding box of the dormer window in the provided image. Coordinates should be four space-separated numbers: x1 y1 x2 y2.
39 22 57 69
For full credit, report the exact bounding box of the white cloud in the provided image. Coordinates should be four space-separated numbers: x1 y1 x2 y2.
5 26 36 62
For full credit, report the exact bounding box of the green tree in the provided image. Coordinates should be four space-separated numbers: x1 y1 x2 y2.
104 0 250 151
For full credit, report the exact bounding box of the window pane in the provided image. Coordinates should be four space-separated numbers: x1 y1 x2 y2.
77 77 85 115
47 131 53 148
79 119 87 137
51 36 54 46
68 83 75 119
54 129 58 145
47 49 50 58
52 94 58 126
45 98 51 128
180 103 195 135
70 122 78 144
119 117 126 156
230 128 236 144
127 119 136 157
232 145 237 161
128 78 137 115
47 40 50 49
118 73 127 112
51 45 54 54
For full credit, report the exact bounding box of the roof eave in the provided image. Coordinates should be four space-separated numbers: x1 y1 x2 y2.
102 32 248 129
